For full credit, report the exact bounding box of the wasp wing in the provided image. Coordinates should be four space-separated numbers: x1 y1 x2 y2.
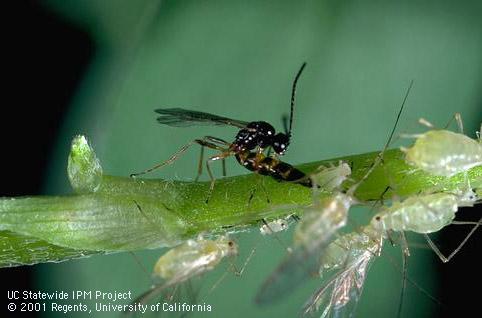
255 242 329 306
155 108 249 128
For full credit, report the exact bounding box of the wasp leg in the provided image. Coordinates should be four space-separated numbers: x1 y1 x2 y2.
205 151 233 203
130 136 227 178
222 158 227 177
195 145 205 182
202 136 231 179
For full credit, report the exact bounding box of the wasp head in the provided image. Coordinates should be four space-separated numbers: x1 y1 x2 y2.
272 133 290 155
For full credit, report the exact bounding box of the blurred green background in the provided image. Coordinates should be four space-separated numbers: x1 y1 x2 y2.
30 0 482 317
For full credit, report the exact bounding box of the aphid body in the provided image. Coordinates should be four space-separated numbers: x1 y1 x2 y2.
130 236 237 310
403 126 482 177
310 161 351 192
371 189 478 234
153 236 238 282
260 218 289 236
293 193 353 250
303 225 382 316
319 225 381 274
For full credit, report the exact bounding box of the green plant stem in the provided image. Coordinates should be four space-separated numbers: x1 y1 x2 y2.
1 148 481 267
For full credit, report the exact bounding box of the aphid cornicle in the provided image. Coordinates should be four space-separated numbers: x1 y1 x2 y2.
402 114 482 177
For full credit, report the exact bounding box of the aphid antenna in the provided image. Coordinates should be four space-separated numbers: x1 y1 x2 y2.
128 251 151 281
284 62 307 137
206 270 230 296
348 80 414 196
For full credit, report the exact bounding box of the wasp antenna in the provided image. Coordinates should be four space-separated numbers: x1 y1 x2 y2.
288 62 307 136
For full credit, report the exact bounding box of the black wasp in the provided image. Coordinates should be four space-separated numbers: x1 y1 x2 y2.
131 63 311 201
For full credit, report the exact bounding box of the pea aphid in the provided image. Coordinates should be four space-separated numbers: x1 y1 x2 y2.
309 161 352 192
401 114 482 177
371 187 479 262
302 225 382 317
259 218 290 236
131 236 238 306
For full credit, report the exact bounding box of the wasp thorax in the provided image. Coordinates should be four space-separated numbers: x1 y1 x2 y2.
234 121 276 151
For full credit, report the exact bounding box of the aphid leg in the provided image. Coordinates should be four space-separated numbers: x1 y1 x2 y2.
423 216 482 263
373 185 392 207
247 187 257 205
258 178 271 204
397 233 409 318
399 134 425 142
261 219 291 253
379 246 442 307
208 247 257 295
248 174 271 205
207 271 230 296
386 229 397 247
418 117 435 128
451 220 482 225
441 112 464 133
230 247 256 277
400 229 411 257
454 113 464 133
